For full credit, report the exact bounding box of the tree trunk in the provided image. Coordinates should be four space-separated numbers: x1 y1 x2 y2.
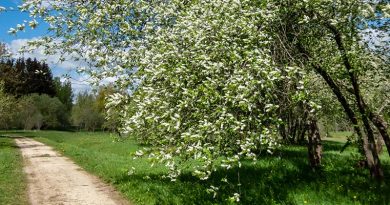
307 119 322 169
358 115 383 180
297 41 383 180
367 109 390 157
327 23 383 180
279 110 308 144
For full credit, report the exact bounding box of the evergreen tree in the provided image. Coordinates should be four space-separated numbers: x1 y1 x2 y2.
0 58 56 97
14 58 27 96
25 58 56 96
0 59 16 95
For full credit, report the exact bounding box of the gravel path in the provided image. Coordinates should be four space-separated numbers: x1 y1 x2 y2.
15 137 130 205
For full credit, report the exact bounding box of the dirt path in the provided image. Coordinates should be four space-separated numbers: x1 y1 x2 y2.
15 137 130 205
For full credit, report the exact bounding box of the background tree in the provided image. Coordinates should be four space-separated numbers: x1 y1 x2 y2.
25 58 56 96
0 58 56 97
54 77 73 112
72 91 104 131
95 85 122 132
0 59 17 96
0 44 71 130
53 77 73 128
0 82 17 129
16 96 42 130
16 94 67 130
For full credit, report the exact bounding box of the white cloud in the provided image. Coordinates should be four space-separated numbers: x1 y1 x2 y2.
7 38 92 94
8 38 86 71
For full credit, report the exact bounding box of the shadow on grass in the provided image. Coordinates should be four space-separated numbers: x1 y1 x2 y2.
0 135 43 149
0 135 21 149
0 131 39 139
323 140 350 152
0 135 25 139
113 147 390 205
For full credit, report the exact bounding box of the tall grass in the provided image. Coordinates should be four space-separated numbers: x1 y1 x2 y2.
6 130 390 205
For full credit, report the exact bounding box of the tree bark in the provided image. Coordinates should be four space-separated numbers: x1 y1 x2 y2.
338 84 390 156
367 108 390 157
297 40 383 180
296 42 363 139
307 118 322 169
327 24 383 180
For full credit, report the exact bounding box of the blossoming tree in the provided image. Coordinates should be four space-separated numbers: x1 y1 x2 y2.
4 0 389 200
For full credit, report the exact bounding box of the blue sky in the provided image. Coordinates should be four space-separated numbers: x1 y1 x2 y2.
0 0 49 43
0 0 91 93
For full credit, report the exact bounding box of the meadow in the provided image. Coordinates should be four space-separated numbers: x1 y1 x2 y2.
2 130 390 205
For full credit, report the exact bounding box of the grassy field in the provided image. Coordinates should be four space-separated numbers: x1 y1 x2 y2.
4 130 390 205
0 135 28 205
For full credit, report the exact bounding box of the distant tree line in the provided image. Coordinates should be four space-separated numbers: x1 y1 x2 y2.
0 56 116 131
0 57 72 129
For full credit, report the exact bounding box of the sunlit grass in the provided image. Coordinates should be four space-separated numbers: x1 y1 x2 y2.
0 136 27 205
4 130 390 205
324 131 353 143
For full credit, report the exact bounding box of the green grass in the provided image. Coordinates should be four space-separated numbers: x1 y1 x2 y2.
0 136 28 205
4 130 390 205
324 131 353 143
